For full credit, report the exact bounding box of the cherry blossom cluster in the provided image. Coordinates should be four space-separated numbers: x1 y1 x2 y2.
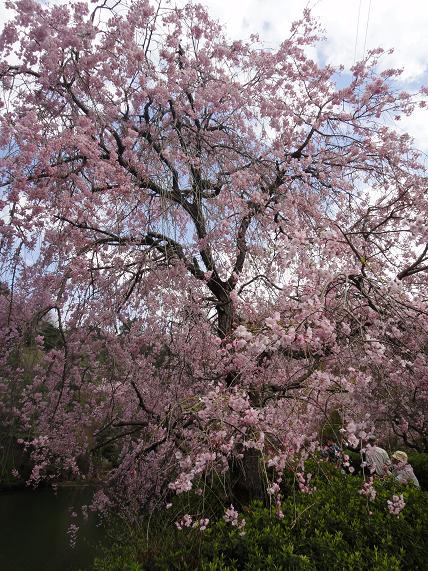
224 505 246 532
296 471 314 494
359 477 377 502
267 481 285 519
387 495 406 517
342 454 355 474
175 514 209 531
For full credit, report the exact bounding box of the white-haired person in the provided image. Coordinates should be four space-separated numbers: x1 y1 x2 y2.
364 435 391 476
390 451 420 488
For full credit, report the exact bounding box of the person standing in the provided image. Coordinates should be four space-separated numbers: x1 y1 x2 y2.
365 436 391 476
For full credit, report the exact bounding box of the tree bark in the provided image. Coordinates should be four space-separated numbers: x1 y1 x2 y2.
217 297 234 339
232 449 266 505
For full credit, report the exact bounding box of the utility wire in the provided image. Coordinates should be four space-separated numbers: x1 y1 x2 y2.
353 0 362 64
363 0 372 57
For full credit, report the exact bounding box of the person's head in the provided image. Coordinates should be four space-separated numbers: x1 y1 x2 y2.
392 450 408 465
367 435 376 446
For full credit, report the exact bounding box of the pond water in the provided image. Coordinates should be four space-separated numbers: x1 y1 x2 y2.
0 486 106 571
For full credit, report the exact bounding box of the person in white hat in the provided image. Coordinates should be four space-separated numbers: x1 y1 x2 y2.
391 451 420 488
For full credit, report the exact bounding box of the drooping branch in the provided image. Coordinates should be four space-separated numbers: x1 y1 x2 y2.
397 244 428 280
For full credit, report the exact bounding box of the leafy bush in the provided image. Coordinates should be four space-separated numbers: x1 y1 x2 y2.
93 464 428 570
197 468 427 571
93 543 141 571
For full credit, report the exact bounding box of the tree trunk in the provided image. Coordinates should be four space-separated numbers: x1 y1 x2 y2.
232 449 266 505
217 297 234 339
213 287 266 501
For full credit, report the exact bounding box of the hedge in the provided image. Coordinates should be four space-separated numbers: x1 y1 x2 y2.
93 462 428 570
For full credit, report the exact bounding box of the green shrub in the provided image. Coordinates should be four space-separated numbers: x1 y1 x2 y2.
93 544 141 571
197 469 427 571
93 465 428 570
407 453 428 491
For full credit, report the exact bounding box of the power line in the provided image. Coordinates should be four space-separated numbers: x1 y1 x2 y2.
363 0 372 57
353 0 362 64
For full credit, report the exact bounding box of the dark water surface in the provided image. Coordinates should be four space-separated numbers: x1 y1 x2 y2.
0 486 105 571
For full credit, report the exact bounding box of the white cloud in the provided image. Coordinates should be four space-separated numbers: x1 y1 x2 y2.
315 0 428 82
396 107 428 157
